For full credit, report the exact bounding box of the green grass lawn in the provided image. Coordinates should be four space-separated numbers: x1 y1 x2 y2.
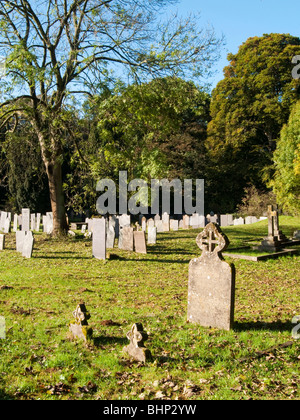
0 216 299 400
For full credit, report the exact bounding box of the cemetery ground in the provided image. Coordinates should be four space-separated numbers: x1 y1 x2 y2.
0 217 299 400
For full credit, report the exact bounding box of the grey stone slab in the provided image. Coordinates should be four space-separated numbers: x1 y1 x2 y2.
22 232 34 258
16 231 26 253
92 218 106 260
147 226 157 244
134 231 147 254
21 208 30 232
119 226 134 251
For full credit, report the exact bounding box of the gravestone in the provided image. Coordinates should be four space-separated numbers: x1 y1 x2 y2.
147 226 157 244
22 232 34 258
123 323 152 363
147 218 154 228
3 218 10 233
220 214 229 227
119 226 134 251
155 220 164 233
69 303 93 342
141 217 147 232
36 213 41 232
154 214 160 222
0 234 5 251
182 215 190 229
16 231 26 253
0 211 7 231
119 214 131 228
162 212 170 232
31 213 36 231
21 208 30 232
258 205 288 252
106 225 115 248
233 217 244 226
92 218 106 260
170 219 179 231
13 214 18 232
134 231 147 254
187 223 235 331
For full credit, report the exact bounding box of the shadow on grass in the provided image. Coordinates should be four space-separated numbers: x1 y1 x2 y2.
234 320 293 333
93 336 128 347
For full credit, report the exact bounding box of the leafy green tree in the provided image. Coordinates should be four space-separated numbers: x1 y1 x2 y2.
0 0 221 235
65 77 211 214
270 101 300 215
206 33 300 212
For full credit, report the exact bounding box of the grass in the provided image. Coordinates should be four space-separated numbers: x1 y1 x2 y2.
0 216 299 400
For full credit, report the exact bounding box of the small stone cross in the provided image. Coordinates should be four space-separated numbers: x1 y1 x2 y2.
123 323 152 363
69 303 93 342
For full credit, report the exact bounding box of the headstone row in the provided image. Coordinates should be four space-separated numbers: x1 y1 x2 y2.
0 209 53 234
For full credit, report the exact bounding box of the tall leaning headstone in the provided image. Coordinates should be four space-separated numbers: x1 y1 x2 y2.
92 218 106 260
187 223 235 331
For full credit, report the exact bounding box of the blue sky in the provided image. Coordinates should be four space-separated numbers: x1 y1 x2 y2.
165 0 300 88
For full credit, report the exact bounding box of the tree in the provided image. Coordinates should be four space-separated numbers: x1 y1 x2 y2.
270 101 300 215
206 33 300 212
64 76 211 214
0 0 221 235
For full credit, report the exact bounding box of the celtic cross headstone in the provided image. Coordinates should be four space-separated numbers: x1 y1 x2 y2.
187 223 235 331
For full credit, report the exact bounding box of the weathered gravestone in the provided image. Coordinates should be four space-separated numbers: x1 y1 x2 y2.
3 217 10 233
134 231 147 254
16 231 26 253
0 234 5 251
119 214 131 229
106 225 115 248
233 217 244 226
182 215 190 229
22 232 34 258
69 303 93 343
155 220 164 233
13 214 18 232
187 223 235 331
147 218 154 228
119 226 134 251
21 208 30 232
36 213 41 232
170 219 179 231
147 226 157 244
123 323 152 363
0 211 6 231
92 218 106 260
162 212 170 232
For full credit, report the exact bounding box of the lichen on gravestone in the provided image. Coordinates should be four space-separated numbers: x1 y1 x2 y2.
69 303 93 342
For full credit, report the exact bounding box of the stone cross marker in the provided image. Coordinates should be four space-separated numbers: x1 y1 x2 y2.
187 223 235 331
123 323 152 363
259 205 287 252
92 218 106 260
69 303 93 342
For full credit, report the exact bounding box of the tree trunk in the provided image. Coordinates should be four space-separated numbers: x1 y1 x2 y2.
44 158 68 236
37 129 68 236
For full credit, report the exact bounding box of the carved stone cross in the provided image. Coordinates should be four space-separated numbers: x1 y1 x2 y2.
123 323 152 363
196 222 228 257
